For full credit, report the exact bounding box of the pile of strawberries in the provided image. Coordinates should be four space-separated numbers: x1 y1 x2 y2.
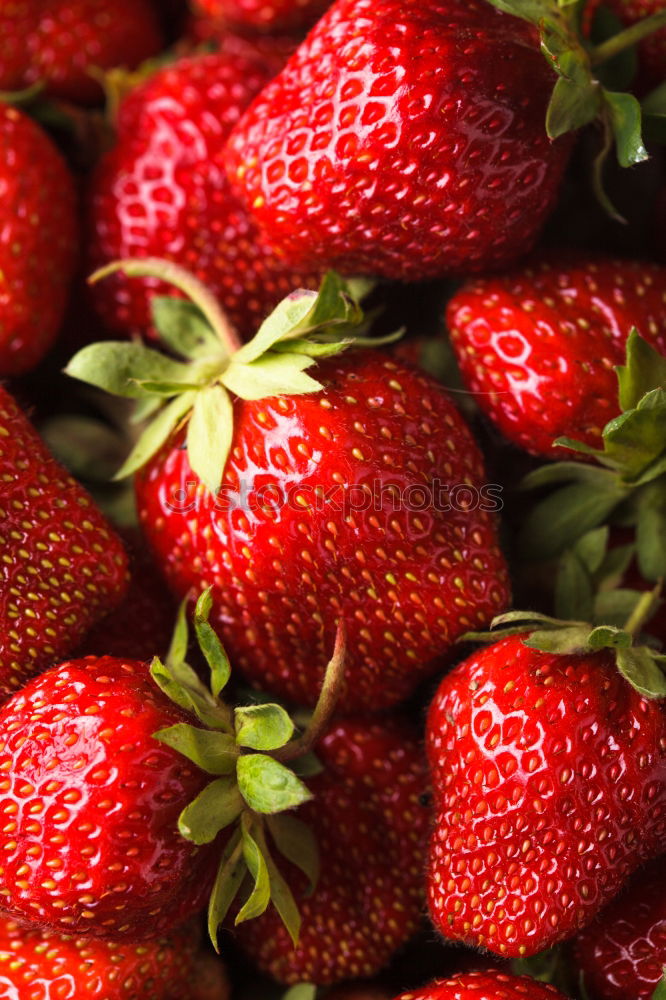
1 0 666 998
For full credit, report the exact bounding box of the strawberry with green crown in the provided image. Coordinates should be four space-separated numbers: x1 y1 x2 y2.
67 261 510 712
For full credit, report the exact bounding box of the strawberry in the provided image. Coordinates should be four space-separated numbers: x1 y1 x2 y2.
427 616 666 959
224 0 572 281
194 0 328 33
572 856 666 1000
86 49 323 343
233 717 429 984
0 0 164 106
446 255 666 458
0 103 78 376
0 915 230 999
0 385 129 700
68 264 510 712
392 971 568 999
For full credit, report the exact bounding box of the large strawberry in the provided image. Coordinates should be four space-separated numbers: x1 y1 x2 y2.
194 0 328 33
0 385 128 700
0 916 230 999
87 49 323 343
446 255 666 458
572 855 666 1000
68 263 509 712
427 612 666 958
0 103 78 376
392 971 568 999
0 0 164 105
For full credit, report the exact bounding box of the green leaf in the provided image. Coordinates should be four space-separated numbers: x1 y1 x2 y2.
222 353 322 401
482 0 553 23
604 90 648 167
520 481 628 561
258 831 302 946
235 704 295 752
150 655 231 732
237 754 313 814
603 389 666 480
165 596 190 671
290 752 324 778
594 588 645 628
65 341 197 399
555 550 594 622
521 462 618 490
283 987 316 1000
151 296 225 360
616 646 666 699
597 543 635 591
652 972 666 1000
208 827 244 950
186 384 234 495
636 479 666 582
178 777 243 844
153 723 238 774
194 589 232 696
267 813 320 895
574 526 609 574
553 436 608 462
586 625 631 650
233 292 320 364
524 625 594 655
616 330 666 411
114 390 197 479
131 394 164 425
546 76 599 139
236 817 271 924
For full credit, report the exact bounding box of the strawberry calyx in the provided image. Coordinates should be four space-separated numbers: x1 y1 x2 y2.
519 330 666 576
65 260 390 495
282 987 317 1000
149 587 346 949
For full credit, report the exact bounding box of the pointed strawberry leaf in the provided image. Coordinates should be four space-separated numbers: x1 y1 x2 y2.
586 625 632 650
166 597 190 672
283 987 316 1000
524 625 594 654
604 90 648 166
255 824 302 946
66 342 197 399
235 704 295 752
653 973 666 1000
236 817 271 924
546 76 600 138
151 296 225 360
616 646 666 699
194 588 232 695
114 391 197 480
520 481 628 560
221 354 322 401
178 777 244 844
267 813 320 895
555 549 594 622
208 827 245 950
594 589 646 629
616 330 666 411
237 754 312 814
603 389 666 481
636 479 666 581
153 723 238 775
186 384 234 495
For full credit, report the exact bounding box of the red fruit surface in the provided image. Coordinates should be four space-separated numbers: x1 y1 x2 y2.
0 387 129 700
0 916 228 999
235 718 430 984
225 0 571 281
426 636 666 957
0 656 217 938
136 352 510 712
447 256 666 457
572 856 666 1000
0 0 164 105
0 104 78 376
87 50 322 341
195 0 328 32
392 971 567 999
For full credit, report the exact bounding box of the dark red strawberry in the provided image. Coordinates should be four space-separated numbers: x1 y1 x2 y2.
0 103 78 376
447 255 666 458
234 717 429 984
427 633 666 958
0 0 164 105
392 971 568 999
87 49 323 342
0 386 129 700
68 265 510 713
572 856 666 1000
0 915 230 999
194 0 328 33
224 0 572 281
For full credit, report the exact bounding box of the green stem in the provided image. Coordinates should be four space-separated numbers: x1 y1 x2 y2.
274 621 347 763
590 10 666 67
89 258 243 356
623 582 663 636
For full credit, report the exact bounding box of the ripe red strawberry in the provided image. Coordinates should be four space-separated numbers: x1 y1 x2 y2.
87 49 323 342
427 635 666 958
0 386 129 700
572 856 666 1000
393 971 568 999
0 655 217 938
447 256 666 458
224 0 572 281
194 0 328 33
234 717 429 984
0 0 164 105
0 103 78 376
0 915 230 999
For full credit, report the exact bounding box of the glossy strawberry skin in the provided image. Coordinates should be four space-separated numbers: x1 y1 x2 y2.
447 257 666 457
572 856 666 1000
0 656 217 938
225 0 571 281
195 0 328 33
393 971 567 999
235 717 430 985
87 50 322 342
0 104 78 376
426 637 666 958
0 0 163 105
0 916 230 999
136 352 510 713
0 387 129 700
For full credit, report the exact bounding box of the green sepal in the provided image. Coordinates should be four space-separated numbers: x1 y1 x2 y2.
254 822 302 946
221 352 322 401
194 588 232 696
178 777 243 844
186 384 234 495
283 987 317 1000
523 625 596 654
652 972 666 1000
604 90 648 166
636 479 666 581
267 813 320 895
616 647 666 699
594 589 646 629
546 75 600 138
165 597 190 673
207 828 245 951
150 655 231 732
236 815 271 924
114 390 197 480
617 329 666 411
153 723 238 775
65 341 198 399
519 479 628 561
237 754 313 814
600 389 666 482
555 548 595 623
151 296 226 360
235 704 295 752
